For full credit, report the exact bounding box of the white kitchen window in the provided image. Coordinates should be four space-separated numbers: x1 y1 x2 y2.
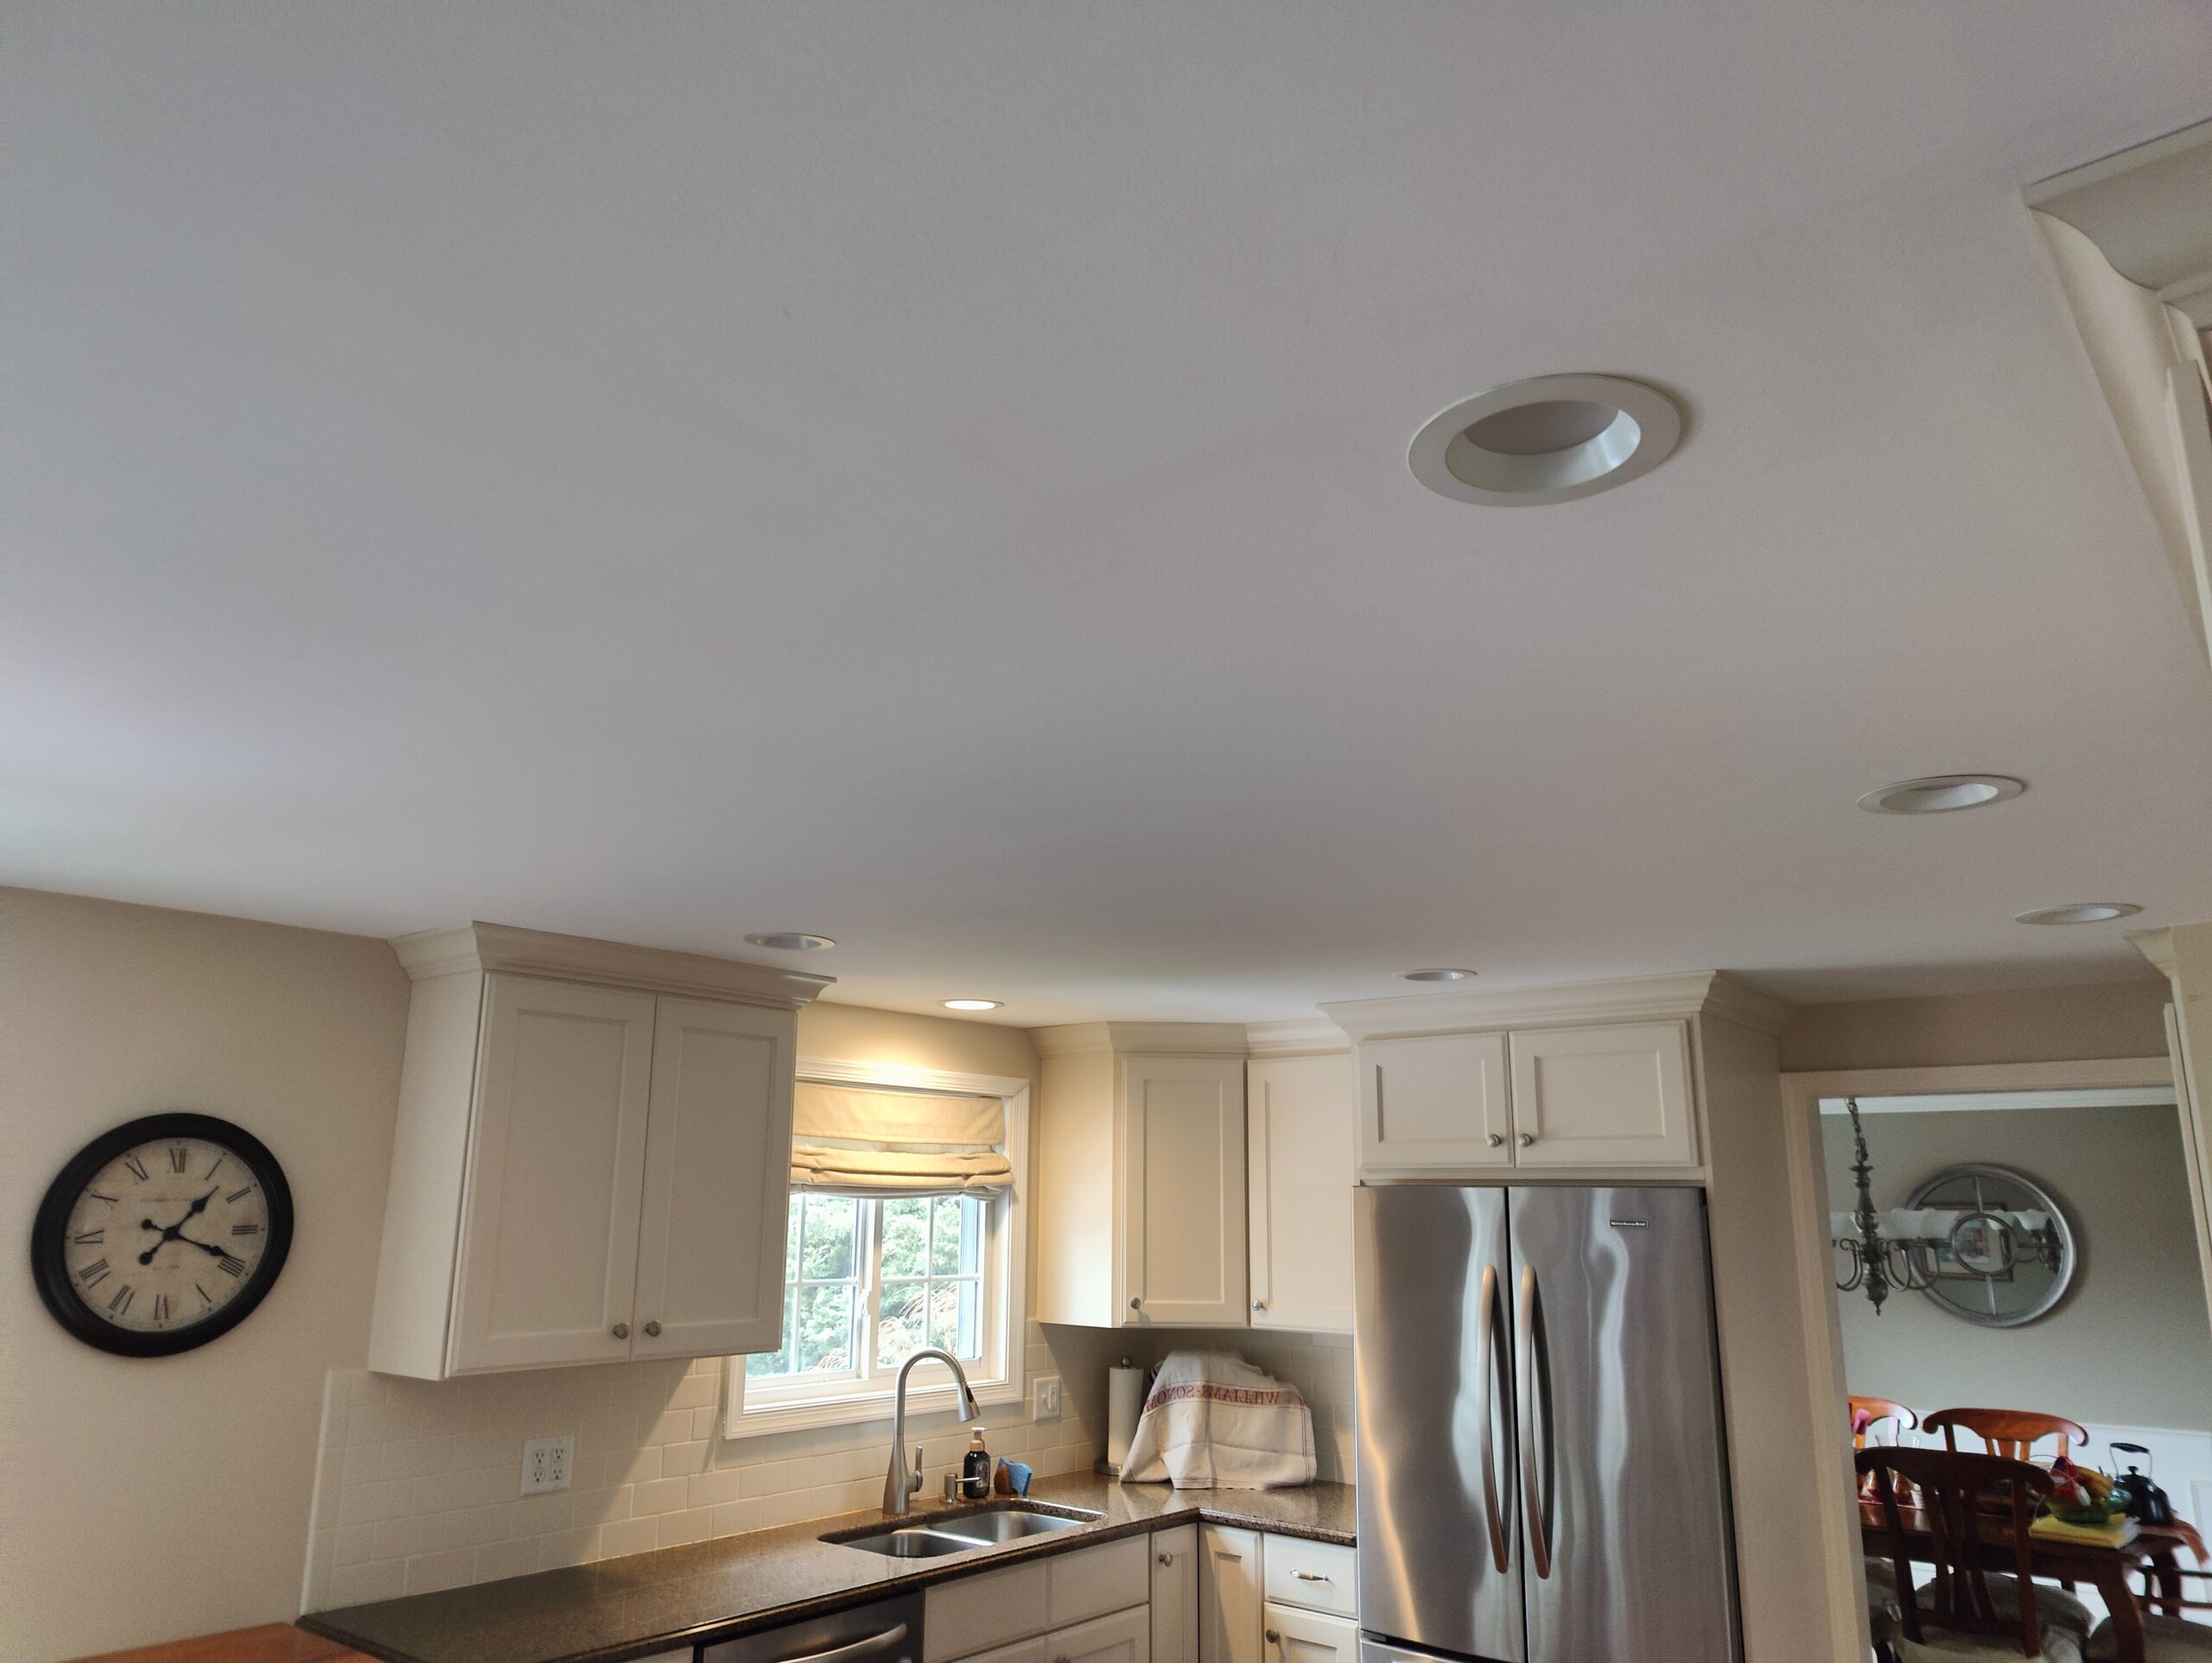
722 1061 1028 1437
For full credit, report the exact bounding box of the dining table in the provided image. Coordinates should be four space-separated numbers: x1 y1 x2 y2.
1859 1499 2202 1663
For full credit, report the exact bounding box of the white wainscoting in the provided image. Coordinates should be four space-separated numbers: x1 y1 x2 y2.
2075 1424 2209 1630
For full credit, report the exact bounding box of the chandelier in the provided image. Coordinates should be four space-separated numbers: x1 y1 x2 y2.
1832 1098 2065 1316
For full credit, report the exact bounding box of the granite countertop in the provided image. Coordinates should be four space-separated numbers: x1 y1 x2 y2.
300 1475 1357 1663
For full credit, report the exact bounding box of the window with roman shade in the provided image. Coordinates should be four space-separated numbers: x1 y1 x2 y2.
728 1065 1030 1436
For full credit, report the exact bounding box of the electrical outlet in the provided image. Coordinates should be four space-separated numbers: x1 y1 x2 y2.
1033 1375 1062 1420
520 1435 573 1496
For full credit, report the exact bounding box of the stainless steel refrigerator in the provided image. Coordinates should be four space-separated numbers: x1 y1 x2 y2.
1354 1184 1739 1663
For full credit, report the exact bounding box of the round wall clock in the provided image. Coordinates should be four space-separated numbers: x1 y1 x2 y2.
32 1113 295 1356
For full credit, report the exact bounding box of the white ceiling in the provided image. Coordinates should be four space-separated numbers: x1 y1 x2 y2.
8 3 2212 1025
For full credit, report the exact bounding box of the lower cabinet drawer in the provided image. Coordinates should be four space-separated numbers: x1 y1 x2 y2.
1263 1603 1357 1663
1260 1537 1356 1619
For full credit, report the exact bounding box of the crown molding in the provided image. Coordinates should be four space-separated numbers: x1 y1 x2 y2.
1320 969 1792 1043
2131 926 2179 980
1030 1020 1251 1058
390 922 834 1011
1243 1018 1350 1057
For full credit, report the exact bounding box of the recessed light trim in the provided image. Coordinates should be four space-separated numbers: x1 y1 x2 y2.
1403 968 1479 983
743 931 836 951
1408 374 1682 506
2014 904 2142 926
940 999 1003 1012
1855 775 2026 815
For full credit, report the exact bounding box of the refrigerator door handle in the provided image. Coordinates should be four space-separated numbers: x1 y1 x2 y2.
1475 1263 1510 1573
1516 1263 1554 1580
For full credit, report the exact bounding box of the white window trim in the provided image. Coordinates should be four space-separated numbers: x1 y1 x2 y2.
722 1057 1030 1440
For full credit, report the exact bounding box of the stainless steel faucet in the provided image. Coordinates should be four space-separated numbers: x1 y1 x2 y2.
882 1345 982 1514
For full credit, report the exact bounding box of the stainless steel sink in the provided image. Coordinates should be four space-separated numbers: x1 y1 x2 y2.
932 1507 1091 1546
825 1504 1099 1558
830 1527 978 1558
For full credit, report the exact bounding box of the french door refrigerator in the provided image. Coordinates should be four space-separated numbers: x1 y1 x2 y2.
1353 1184 1738 1663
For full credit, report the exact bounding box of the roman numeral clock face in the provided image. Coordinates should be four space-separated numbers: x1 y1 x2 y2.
33 1114 294 1357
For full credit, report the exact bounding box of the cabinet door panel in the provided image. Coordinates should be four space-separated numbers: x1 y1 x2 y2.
632 997 795 1359
1125 1057 1248 1325
926 1563 1052 1663
1152 1525 1200 1663
1051 1537 1152 1629
451 974 656 1372
1359 1032 1510 1173
1263 1605 1357 1663
1053 1606 1151 1663
1508 1021 1695 1167
1200 1526 1263 1663
1248 1056 1356 1333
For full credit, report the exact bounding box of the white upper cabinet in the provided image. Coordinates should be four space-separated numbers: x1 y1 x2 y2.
631 996 794 1359
450 975 657 1372
1128 1052 1249 1326
1248 1053 1356 1333
1034 1025 1248 1329
1324 974 1791 1180
1509 1020 1694 1168
367 924 826 1379
1358 1031 1510 1176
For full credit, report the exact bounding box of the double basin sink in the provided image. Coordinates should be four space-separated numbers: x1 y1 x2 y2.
826 1502 1099 1559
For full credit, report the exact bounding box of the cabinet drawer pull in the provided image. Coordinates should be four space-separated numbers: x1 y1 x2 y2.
611 1322 630 1339
1293 1571 1332 1583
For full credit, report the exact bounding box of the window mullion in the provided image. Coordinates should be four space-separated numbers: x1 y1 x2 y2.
860 1197 887 1381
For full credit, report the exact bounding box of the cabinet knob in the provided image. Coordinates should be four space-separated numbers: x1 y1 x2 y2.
1486 1133 1503 1147
1266 1634 1281 1647
1129 1297 1142 1311
1518 1133 1535 1147
611 1322 630 1340
643 1320 662 1337
1158 1551 1174 1566
1251 1300 1267 1312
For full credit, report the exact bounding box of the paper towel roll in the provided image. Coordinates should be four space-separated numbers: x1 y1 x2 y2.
1106 1362 1147 1471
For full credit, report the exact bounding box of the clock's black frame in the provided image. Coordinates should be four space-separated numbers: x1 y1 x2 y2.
31 1112 296 1357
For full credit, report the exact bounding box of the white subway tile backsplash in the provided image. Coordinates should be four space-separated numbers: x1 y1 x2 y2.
303 1322 1128 1612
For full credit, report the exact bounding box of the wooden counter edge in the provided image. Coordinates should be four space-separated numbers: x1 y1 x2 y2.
68 1621 378 1663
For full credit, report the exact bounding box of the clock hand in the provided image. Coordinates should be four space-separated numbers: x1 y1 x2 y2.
136 1190 228 1264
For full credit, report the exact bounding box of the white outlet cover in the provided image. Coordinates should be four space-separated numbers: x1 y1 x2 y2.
1033 1375 1062 1419
521 1434 574 1495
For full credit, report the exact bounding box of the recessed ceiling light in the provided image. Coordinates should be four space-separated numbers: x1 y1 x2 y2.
1855 775 2026 815
1403 968 1478 982
1408 374 1682 506
2014 904 2143 925
941 999 1003 1012
743 931 836 951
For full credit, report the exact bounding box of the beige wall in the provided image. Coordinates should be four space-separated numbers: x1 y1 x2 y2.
1 889 1069 1659
1779 980 2171 1072
0 888 412 1659
1822 1103 2212 1431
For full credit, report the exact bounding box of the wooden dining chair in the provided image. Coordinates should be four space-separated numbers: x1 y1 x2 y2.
1859 1445 2088 1661
2095 1568 2212 1660
1856 1396 1923 1446
1925 1408 2090 1464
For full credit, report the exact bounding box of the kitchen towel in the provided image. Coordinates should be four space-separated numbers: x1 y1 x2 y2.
1119 1350 1317 1489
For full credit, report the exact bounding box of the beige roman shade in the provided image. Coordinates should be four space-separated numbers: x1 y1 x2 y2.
789 1082 1013 1197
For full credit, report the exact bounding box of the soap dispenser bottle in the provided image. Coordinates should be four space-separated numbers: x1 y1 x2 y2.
962 1427 991 1500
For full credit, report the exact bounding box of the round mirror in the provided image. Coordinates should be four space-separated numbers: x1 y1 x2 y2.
1903 1165 2075 1328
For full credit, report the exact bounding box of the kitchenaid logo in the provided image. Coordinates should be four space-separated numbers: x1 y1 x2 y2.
1610 1218 1649 1228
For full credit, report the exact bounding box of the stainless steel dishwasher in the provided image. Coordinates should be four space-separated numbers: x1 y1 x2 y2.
698 1592 924 1663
